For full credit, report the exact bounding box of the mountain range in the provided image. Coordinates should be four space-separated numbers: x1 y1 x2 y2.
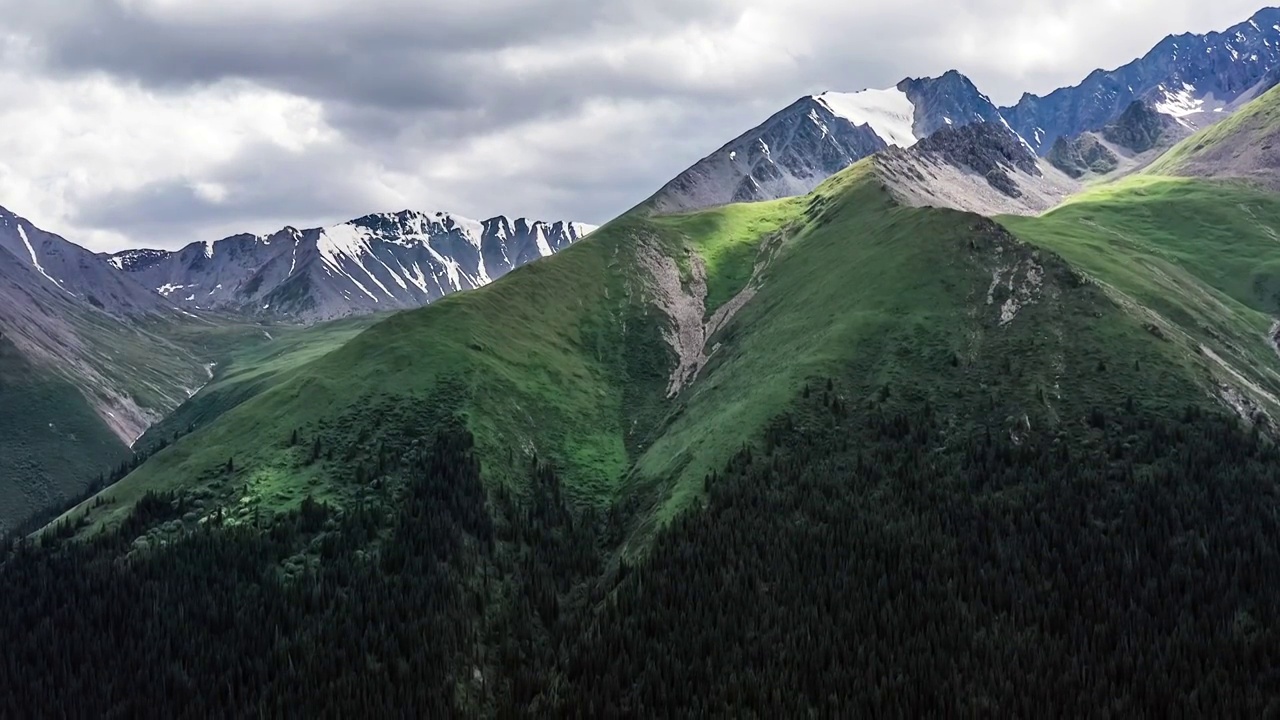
10 7 1280 716
107 212 596 323
1004 7 1280 152
0 206 591 530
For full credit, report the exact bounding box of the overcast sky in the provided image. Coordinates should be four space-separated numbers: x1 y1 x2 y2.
0 1 1269 251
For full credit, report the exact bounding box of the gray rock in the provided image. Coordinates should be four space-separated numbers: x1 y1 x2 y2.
1101 101 1183 154
1048 135 1120 179
875 122 1079 217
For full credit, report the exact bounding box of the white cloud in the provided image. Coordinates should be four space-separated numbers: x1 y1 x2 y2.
0 0 1269 251
0 66 336 248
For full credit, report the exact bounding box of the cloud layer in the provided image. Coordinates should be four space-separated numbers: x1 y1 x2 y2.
0 0 1267 250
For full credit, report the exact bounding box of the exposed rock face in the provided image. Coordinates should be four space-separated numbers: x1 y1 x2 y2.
908 122 1041 197
899 70 1009 137
109 211 596 323
647 71 1008 214
1003 8 1280 153
646 97 890 215
1048 134 1120 179
876 122 1078 217
1102 101 1184 154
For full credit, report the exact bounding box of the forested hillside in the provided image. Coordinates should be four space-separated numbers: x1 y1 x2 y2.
9 99 1280 714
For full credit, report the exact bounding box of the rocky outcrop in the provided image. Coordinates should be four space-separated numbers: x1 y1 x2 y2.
907 122 1041 197
1047 134 1119 178
1101 101 1183 154
899 70 1008 138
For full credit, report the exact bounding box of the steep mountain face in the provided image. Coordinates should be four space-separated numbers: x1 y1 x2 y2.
647 70 1008 214
1101 100 1186 153
1004 8 1280 153
110 211 596 323
0 207 210 533
0 207 175 318
876 121 1078 216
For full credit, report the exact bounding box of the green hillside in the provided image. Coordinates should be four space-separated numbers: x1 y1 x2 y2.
1002 175 1280 422
131 314 381 451
56 161 1229 542
0 335 130 532
16 131 1280 713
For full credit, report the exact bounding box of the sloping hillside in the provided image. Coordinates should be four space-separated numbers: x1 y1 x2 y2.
57 159 1231 540
21 148 1280 717
1004 176 1280 426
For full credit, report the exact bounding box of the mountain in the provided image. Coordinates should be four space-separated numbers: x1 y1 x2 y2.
876 120 1079 216
1047 100 1189 179
108 211 597 323
20 77 1280 713
646 70 1009 214
0 207 177 318
1004 7 1280 153
0 206 214 532
1146 79 1280 189
17 20 1280 717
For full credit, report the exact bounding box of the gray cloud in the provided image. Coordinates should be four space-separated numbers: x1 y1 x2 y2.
0 0 1270 251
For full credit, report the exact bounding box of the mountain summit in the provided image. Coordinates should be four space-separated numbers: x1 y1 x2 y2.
109 211 596 323
646 70 1007 214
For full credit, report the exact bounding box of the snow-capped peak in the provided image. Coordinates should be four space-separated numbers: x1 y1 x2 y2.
814 87 919 148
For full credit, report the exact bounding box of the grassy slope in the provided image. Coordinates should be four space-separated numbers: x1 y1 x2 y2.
57 163 1227 541
134 314 381 450
631 166 1216 530
0 336 131 532
1001 175 1280 414
56 201 800 532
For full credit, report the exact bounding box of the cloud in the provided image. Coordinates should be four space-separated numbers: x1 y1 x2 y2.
0 0 1268 251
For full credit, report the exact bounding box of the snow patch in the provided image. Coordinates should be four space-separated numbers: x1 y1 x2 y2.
1151 82 1225 127
815 87 918 147
531 222 553 257
16 223 69 292
318 224 394 300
